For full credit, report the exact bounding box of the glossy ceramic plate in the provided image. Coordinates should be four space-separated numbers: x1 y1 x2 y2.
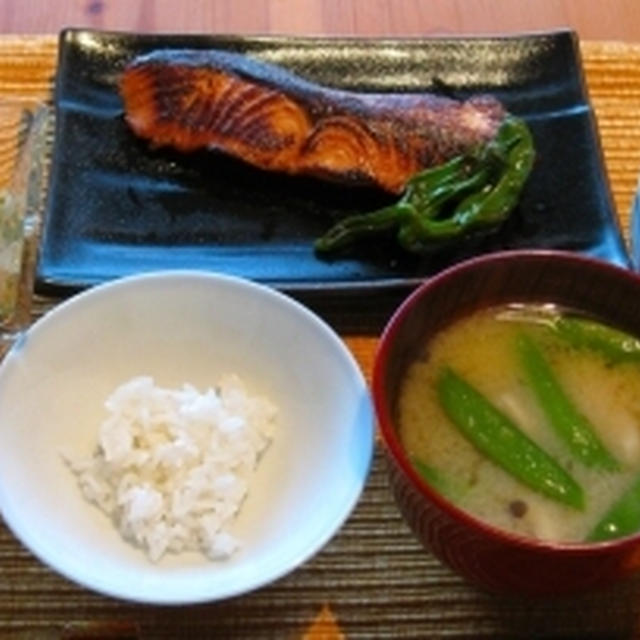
37 28 629 319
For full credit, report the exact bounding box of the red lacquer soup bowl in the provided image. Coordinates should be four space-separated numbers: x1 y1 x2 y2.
373 249 640 596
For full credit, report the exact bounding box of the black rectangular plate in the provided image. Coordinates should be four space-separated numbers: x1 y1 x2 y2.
36 28 629 327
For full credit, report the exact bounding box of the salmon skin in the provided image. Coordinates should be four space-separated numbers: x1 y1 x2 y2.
120 49 507 194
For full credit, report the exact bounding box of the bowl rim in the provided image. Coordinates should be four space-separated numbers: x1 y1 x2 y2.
0 268 375 604
373 248 640 555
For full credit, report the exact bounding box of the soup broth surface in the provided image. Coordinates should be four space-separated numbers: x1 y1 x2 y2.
398 304 640 543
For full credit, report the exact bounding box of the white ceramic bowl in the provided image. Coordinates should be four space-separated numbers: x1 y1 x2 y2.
0 271 374 604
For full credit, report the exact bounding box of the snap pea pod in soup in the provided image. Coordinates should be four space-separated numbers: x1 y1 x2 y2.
551 316 640 364
516 333 620 471
411 457 466 502
587 474 640 542
436 367 584 509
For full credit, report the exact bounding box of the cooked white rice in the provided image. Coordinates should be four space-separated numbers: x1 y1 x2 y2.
63 374 276 562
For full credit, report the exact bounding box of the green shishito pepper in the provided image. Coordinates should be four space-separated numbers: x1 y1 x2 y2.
436 367 584 510
516 333 620 471
314 115 535 254
586 474 640 542
551 315 640 365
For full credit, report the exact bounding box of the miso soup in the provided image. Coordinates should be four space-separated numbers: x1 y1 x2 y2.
398 303 640 543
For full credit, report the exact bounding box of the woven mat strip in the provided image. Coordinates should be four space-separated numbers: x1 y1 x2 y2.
1 35 640 639
581 40 640 232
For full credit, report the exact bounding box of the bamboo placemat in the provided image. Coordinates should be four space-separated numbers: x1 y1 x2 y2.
2 35 640 639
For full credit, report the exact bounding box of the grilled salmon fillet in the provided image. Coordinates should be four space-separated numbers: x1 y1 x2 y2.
120 49 507 194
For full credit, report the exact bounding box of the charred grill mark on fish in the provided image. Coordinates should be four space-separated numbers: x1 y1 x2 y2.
120 49 507 194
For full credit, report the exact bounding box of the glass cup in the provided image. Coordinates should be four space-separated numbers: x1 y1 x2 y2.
0 99 49 358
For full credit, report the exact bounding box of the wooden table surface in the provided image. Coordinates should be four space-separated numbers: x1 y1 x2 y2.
1 0 640 42
3 2 640 639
